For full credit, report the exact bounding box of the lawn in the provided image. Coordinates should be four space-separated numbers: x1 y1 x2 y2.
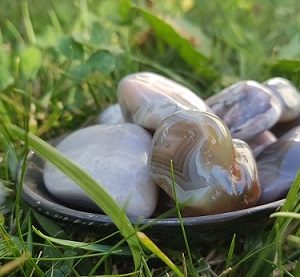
0 0 299 276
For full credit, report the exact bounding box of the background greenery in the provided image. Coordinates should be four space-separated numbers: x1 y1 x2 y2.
0 0 299 276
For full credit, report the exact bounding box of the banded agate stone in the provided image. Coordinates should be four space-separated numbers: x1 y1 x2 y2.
149 110 261 216
206 80 282 140
118 72 210 131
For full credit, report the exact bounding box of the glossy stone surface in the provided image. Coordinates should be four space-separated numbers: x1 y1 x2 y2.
247 131 277 157
43 124 158 218
257 126 300 204
206 80 282 140
264 77 300 122
149 110 261 216
98 104 124 125
118 72 210 131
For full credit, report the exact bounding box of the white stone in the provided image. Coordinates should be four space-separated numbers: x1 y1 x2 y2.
98 104 124 124
43 123 158 218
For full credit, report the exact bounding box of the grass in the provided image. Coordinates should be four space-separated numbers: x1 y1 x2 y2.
0 0 300 275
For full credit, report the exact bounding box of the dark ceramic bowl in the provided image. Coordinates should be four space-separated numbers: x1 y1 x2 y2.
23 152 284 247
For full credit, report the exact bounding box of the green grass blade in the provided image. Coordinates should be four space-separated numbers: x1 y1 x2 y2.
170 160 196 276
225 233 236 269
246 170 300 276
134 5 218 82
287 235 300 245
3 123 141 269
270 212 300 220
0 251 30 276
33 226 131 256
137 231 184 277
21 1 36 44
0 224 43 276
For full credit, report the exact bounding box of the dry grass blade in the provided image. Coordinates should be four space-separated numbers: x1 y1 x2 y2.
0 251 30 276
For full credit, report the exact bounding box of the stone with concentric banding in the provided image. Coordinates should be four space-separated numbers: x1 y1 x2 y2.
206 80 282 140
118 72 210 131
149 109 261 216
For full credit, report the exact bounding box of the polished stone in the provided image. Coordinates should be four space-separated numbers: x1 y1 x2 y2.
43 123 158 218
98 104 124 124
118 72 210 131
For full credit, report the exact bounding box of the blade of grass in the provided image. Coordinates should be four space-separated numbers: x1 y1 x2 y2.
48 9 62 34
21 1 36 44
270 212 300 220
287 235 300 245
33 226 131 256
0 224 42 276
246 170 300 276
133 5 218 82
5 19 25 44
225 233 236 269
136 231 184 277
2 123 142 270
11 89 43 277
0 251 30 276
170 160 196 277
141 255 153 277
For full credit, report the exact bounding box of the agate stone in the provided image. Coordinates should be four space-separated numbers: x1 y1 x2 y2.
247 131 277 157
264 77 300 122
257 126 300 204
206 80 282 140
118 72 210 131
43 124 158 218
149 110 261 216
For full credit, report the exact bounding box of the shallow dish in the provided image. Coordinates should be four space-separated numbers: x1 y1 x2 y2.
23 152 284 247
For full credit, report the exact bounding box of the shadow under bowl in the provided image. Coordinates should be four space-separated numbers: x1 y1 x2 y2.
23 152 284 248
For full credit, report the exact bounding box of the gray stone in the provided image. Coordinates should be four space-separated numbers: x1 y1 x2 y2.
264 77 300 122
98 104 124 124
43 123 158 218
206 80 282 140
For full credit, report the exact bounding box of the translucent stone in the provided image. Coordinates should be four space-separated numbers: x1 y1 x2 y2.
247 131 277 157
257 126 300 204
206 80 282 140
149 110 261 215
264 77 300 122
118 72 210 131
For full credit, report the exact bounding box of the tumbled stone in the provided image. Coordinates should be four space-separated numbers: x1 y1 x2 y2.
98 104 124 125
118 72 211 131
257 126 300 204
149 110 260 216
264 77 300 122
206 80 282 140
272 116 300 137
247 131 277 157
43 123 158 218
